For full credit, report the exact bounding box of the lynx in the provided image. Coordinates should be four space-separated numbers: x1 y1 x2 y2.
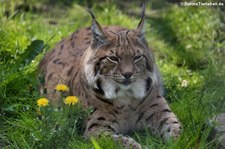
39 5 181 149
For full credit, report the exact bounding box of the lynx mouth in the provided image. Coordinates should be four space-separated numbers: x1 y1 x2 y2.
122 79 131 85
115 79 134 86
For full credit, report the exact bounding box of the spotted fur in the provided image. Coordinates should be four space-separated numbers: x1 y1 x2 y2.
39 5 181 149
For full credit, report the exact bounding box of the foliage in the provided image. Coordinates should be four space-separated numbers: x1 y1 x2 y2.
2 84 88 148
0 0 224 148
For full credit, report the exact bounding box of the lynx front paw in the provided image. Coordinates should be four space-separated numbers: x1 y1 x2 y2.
113 134 142 149
161 123 182 141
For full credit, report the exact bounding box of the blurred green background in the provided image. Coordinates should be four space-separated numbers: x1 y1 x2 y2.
0 0 224 148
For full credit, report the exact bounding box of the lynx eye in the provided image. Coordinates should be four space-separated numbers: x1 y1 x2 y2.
106 56 119 63
133 55 143 62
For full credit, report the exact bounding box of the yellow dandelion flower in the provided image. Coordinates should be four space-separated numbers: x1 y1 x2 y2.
37 98 49 107
63 96 79 106
55 84 69 92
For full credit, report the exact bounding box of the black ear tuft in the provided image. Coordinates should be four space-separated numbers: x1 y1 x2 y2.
86 8 107 49
135 2 146 39
86 8 96 20
141 2 146 19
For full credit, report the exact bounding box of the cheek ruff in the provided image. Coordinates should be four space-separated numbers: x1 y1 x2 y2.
94 77 147 100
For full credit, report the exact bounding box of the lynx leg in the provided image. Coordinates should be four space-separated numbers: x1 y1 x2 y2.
112 134 142 149
144 96 182 141
84 111 142 149
86 128 142 149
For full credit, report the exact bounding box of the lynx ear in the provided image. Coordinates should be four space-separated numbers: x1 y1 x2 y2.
86 8 107 48
134 3 146 39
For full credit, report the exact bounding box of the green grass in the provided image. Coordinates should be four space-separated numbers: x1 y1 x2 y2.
0 0 225 148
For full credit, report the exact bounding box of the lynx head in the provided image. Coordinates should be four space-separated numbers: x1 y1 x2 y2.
83 5 158 100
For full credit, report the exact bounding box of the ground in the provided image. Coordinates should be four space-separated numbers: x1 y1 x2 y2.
0 0 225 148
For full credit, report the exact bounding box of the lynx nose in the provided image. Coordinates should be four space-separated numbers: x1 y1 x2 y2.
122 72 132 79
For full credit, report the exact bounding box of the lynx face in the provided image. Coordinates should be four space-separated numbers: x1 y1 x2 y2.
84 29 156 100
